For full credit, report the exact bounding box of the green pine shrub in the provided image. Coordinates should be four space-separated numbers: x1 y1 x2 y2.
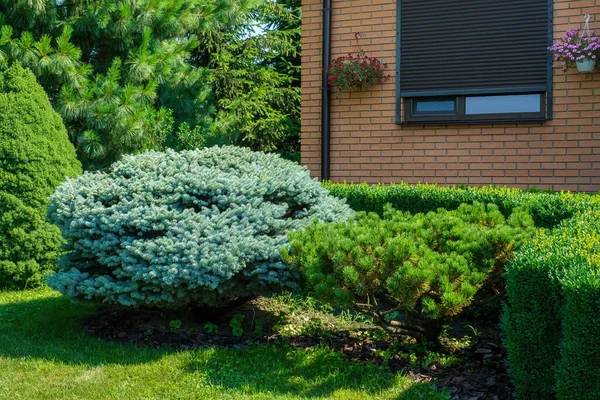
0 63 81 289
503 210 600 400
47 146 353 308
285 202 535 342
323 182 599 229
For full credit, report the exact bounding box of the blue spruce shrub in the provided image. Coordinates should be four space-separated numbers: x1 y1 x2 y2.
47 146 353 307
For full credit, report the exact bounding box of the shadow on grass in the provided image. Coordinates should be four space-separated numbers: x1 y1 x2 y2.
0 291 446 399
188 344 445 399
0 290 169 366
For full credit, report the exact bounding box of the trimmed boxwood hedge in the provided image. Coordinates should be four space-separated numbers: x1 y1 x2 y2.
503 211 600 400
324 182 600 399
323 182 598 229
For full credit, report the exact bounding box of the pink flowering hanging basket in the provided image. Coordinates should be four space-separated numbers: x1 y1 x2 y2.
548 23 600 73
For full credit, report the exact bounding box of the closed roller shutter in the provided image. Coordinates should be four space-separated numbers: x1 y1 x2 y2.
398 0 551 97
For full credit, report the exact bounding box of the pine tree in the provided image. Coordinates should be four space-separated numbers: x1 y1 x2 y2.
285 203 536 342
0 0 257 168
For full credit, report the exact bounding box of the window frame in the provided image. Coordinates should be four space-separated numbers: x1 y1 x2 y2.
404 93 547 125
395 0 554 125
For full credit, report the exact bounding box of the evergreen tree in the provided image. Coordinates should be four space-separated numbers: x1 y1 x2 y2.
0 0 256 168
0 63 81 289
48 146 352 307
286 203 536 342
198 0 301 160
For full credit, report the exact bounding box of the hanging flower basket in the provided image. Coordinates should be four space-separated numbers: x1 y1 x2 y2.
326 51 388 95
548 16 600 73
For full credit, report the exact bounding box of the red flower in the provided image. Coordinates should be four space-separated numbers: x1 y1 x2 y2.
327 51 387 94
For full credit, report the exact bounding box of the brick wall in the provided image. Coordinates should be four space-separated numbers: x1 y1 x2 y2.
301 0 600 192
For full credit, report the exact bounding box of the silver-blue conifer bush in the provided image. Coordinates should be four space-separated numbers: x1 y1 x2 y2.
47 146 353 307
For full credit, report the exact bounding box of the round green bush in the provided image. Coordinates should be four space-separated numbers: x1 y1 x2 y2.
0 64 81 289
48 146 353 307
285 203 536 342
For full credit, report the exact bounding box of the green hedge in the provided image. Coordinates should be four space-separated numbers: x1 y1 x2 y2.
503 211 600 400
323 181 600 399
323 182 598 229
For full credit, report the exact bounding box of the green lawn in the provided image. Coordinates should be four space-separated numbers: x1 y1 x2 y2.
0 289 447 400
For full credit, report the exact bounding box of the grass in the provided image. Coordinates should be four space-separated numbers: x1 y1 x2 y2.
0 288 448 400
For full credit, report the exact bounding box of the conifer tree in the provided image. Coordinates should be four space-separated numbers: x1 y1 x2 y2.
285 203 536 342
0 63 81 289
0 0 257 168
47 146 352 307
198 0 301 159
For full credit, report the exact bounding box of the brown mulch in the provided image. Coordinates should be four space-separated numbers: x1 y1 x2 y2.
84 304 513 400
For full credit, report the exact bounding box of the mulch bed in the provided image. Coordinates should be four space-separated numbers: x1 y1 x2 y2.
85 303 513 400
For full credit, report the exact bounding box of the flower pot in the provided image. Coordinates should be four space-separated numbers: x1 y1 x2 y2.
576 57 596 73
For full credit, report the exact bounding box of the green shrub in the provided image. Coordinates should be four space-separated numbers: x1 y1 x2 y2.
503 211 600 400
323 182 598 229
557 258 600 400
285 202 535 342
324 180 600 395
47 146 353 308
0 64 81 289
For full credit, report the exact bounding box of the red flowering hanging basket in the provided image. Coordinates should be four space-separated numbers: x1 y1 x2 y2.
326 51 388 95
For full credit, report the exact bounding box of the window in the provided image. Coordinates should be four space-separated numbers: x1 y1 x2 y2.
406 94 546 123
396 0 552 125
466 94 542 115
414 99 456 113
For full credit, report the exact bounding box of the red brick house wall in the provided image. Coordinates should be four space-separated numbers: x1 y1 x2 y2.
301 0 600 192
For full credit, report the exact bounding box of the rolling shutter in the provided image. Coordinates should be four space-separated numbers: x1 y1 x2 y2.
398 0 551 97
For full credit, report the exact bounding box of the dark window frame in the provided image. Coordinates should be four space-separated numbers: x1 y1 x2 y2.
405 93 547 125
395 0 554 125
413 97 458 115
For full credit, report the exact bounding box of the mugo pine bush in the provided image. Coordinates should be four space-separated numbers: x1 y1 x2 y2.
48 146 353 307
0 64 81 289
285 203 535 342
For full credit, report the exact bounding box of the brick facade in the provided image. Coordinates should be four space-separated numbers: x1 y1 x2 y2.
301 0 600 192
